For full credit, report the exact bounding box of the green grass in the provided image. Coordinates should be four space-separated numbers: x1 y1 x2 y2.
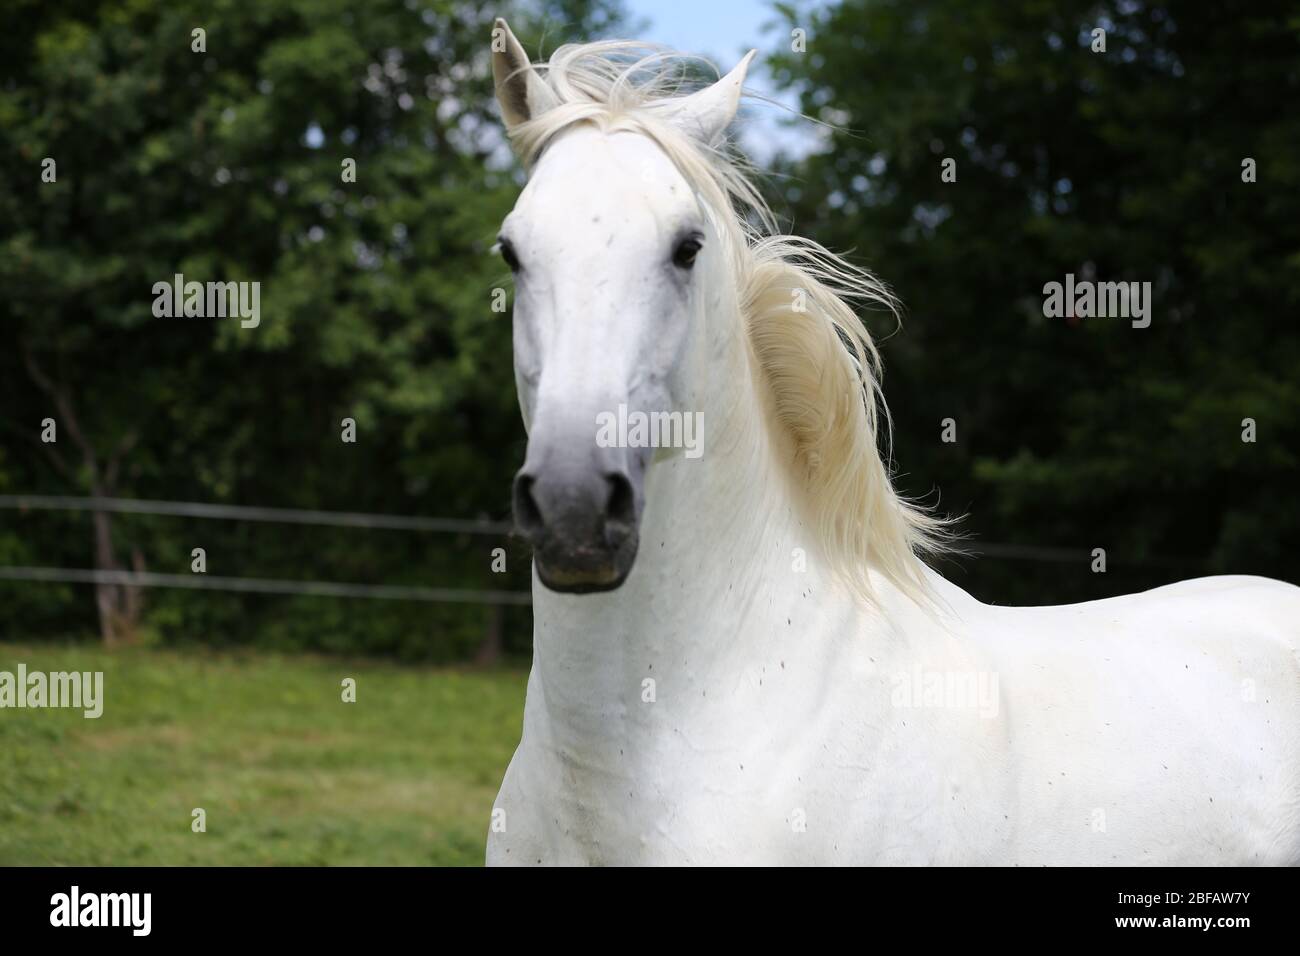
0 643 527 865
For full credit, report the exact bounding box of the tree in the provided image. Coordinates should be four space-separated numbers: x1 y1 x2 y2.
767 0 1300 603
0 0 629 652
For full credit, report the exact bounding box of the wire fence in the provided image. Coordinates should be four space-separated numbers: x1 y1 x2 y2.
0 495 513 535
0 494 525 605
0 494 1194 605
0 566 531 605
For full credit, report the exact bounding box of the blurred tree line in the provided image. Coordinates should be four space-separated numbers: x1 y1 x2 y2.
1 0 1295 659
766 0 1300 605
0 0 630 659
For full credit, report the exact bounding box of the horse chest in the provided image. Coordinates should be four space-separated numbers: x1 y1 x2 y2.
492 683 1010 865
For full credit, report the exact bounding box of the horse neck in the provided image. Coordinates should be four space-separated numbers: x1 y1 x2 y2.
527 273 883 734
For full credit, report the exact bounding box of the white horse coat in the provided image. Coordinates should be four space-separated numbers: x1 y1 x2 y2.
484 21 1300 866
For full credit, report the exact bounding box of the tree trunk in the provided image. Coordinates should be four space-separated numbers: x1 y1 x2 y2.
475 603 505 666
22 342 142 647
89 486 140 647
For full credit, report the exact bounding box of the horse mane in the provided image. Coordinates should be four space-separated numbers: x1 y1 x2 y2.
504 40 952 606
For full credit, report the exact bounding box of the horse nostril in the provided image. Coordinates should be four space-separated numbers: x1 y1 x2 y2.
513 473 544 537
604 472 636 531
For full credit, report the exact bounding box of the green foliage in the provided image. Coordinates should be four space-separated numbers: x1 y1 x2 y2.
0 0 627 654
767 0 1300 603
5 0 1293 644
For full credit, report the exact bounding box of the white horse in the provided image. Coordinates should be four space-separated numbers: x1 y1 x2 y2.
484 19 1300 866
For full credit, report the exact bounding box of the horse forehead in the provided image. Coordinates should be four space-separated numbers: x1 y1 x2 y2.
518 128 696 238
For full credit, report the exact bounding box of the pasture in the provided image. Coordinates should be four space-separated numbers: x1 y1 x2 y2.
0 643 524 865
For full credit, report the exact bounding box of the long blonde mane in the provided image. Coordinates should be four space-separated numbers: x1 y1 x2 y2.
504 40 951 605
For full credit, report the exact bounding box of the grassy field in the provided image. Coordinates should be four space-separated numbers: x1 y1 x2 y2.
0 643 527 865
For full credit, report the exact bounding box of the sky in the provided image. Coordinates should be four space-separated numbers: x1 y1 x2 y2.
620 0 821 159
629 0 780 62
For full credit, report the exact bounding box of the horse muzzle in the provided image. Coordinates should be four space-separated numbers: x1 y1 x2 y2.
512 450 644 593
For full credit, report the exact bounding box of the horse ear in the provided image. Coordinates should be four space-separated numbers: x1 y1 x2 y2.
661 50 757 145
491 18 555 129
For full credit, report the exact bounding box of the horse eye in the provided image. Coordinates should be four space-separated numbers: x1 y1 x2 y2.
672 236 702 270
498 238 521 272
